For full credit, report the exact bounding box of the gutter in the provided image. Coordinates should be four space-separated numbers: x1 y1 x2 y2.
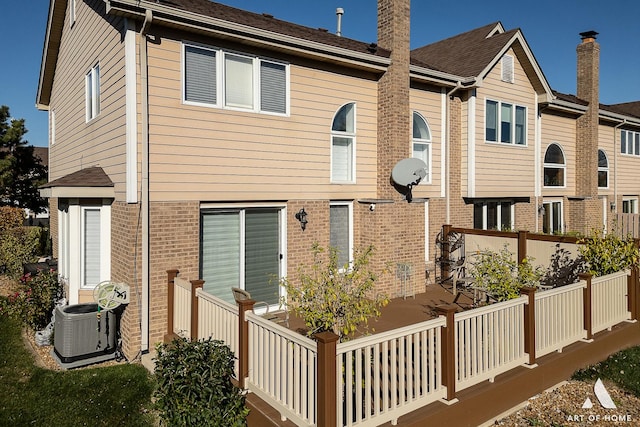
140 8 152 354
105 0 390 72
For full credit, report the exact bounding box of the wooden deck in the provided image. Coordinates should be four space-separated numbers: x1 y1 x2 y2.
247 282 640 427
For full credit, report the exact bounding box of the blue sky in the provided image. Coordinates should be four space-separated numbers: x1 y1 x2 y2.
2 0 639 147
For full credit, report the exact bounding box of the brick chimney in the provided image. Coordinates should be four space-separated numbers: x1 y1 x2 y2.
377 0 411 198
571 30 601 234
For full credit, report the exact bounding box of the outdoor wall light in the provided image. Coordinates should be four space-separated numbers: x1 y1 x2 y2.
295 208 308 231
610 202 616 212
538 205 545 215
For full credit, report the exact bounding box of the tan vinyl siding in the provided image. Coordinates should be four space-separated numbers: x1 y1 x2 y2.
598 123 616 195
540 112 576 195
473 50 536 196
609 125 640 195
48 0 127 199
410 86 443 198
146 37 378 202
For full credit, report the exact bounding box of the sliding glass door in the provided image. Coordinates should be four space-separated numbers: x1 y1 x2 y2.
200 208 282 305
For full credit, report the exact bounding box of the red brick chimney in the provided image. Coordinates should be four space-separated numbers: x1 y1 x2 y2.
571 30 601 233
377 0 411 198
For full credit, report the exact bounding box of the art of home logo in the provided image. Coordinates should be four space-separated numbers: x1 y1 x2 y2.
566 378 633 423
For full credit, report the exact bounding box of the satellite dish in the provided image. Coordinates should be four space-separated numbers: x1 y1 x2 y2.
93 281 130 310
391 158 427 202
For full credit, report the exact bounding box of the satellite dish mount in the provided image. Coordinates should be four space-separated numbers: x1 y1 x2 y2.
391 158 427 202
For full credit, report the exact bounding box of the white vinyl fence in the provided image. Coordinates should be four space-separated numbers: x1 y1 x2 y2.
172 277 193 338
592 270 632 334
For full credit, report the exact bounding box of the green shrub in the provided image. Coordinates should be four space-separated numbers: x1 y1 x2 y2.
470 246 544 302
154 338 248 427
0 226 44 278
280 243 389 341
0 269 61 330
578 230 639 277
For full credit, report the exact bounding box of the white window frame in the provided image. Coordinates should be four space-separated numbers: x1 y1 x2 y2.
85 63 100 122
473 201 514 231
182 42 289 116
485 98 527 145
623 197 639 214
543 143 566 188
412 111 432 184
331 102 356 183
329 201 353 272
542 199 563 234
621 130 640 156
598 149 609 189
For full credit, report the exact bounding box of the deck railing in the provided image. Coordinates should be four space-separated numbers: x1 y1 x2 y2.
534 281 587 357
336 318 446 426
591 270 632 334
165 266 640 427
454 296 528 391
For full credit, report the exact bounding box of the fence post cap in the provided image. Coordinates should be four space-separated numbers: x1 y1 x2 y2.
314 331 340 344
434 304 458 315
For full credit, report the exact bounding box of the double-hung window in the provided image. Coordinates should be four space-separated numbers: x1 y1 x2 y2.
183 43 288 115
621 130 640 156
543 143 566 187
331 103 356 183
412 112 432 184
85 64 100 121
329 202 353 270
598 149 609 189
485 99 526 145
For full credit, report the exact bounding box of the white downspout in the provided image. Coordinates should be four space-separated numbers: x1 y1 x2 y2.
613 120 626 214
140 9 152 353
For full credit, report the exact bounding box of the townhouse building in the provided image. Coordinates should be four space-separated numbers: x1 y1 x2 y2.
37 0 640 359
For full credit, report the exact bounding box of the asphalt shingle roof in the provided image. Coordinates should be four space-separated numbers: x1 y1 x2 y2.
40 166 113 188
411 22 518 77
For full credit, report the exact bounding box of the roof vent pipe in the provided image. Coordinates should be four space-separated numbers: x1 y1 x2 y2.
336 8 344 37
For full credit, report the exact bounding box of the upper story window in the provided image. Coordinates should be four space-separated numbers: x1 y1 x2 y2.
331 103 356 183
598 149 609 189
621 130 640 156
501 55 514 83
485 99 526 145
411 111 432 184
183 43 288 115
543 143 565 187
85 63 100 121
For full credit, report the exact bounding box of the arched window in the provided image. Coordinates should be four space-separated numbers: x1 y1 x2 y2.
331 103 355 182
598 149 609 188
543 143 565 187
412 112 432 184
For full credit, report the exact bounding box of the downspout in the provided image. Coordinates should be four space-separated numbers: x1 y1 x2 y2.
613 120 626 215
445 82 463 224
140 9 152 353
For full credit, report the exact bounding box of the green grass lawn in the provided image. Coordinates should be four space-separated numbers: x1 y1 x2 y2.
572 345 640 397
0 315 156 426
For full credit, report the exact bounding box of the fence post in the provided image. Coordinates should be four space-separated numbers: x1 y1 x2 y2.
517 230 528 264
435 304 458 403
164 269 179 343
316 331 339 427
237 299 255 389
520 287 537 366
629 265 640 320
579 273 593 341
189 279 204 341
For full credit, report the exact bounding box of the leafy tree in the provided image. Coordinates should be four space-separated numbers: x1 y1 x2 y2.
0 105 47 214
280 243 390 341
